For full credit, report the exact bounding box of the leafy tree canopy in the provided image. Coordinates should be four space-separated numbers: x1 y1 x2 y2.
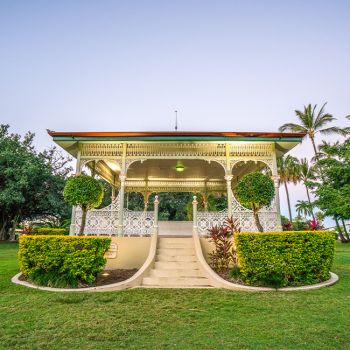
64 175 104 210
0 124 72 240
315 138 350 221
234 172 275 232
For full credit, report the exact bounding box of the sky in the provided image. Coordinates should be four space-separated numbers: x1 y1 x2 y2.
1 0 349 225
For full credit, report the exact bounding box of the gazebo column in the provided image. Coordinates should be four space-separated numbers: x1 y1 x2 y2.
117 174 126 236
272 144 282 230
143 192 150 211
69 149 81 236
224 175 233 218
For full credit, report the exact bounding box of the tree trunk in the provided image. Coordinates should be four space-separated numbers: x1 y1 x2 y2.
253 208 264 232
9 216 19 241
79 207 87 236
335 217 346 242
284 182 293 222
0 220 8 241
310 136 319 160
341 218 350 241
305 185 315 220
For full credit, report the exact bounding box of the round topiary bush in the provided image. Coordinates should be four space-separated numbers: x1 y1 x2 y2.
64 175 104 235
234 172 275 232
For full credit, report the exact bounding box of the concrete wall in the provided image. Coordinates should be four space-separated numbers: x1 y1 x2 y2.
105 237 151 270
200 237 215 264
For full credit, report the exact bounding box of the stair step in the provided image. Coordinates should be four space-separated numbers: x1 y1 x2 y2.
154 261 199 269
159 238 193 243
157 248 195 255
156 254 197 262
158 242 194 248
142 276 211 286
150 269 203 277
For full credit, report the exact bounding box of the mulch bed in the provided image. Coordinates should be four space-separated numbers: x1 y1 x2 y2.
82 269 138 288
19 269 138 288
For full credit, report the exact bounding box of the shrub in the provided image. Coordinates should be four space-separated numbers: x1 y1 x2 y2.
234 172 275 232
31 228 68 235
64 175 104 235
19 235 111 287
235 231 335 288
208 217 241 271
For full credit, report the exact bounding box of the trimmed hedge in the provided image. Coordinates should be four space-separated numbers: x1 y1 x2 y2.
31 228 68 235
235 231 335 287
19 235 111 287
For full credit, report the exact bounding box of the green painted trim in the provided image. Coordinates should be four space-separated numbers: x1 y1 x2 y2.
52 135 304 142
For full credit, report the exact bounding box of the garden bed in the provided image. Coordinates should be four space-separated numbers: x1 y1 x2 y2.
18 268 138 288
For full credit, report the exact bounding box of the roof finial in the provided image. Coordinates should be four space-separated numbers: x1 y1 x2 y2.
175 110 178 131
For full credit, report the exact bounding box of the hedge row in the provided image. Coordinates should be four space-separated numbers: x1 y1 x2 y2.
235 231 335 287
19 235 111 287
31 228 68 235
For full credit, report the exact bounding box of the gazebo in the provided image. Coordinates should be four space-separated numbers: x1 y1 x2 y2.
48 131 304 236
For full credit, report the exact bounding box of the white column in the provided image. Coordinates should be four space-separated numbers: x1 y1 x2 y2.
153 195 159 235
69 150 81 236
224 174 233 218
117 174 126 236
192 196 198 234
271 143 282 230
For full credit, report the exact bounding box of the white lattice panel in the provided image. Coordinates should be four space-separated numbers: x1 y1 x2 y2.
196 191 280 236
74 194 154 236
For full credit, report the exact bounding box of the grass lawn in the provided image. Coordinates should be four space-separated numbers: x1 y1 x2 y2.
0 242 349 350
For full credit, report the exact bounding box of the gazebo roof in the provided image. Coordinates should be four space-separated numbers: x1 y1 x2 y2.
48 130 305 142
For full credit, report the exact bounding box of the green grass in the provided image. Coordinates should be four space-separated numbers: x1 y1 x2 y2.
0 242 349 350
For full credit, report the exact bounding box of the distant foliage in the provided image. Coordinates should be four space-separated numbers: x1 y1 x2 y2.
235 231 335 288
19 235 111 287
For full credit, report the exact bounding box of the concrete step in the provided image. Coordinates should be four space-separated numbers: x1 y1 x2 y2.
156 254 197 262
158 239 193 247
157 248 195 255
159 237 193 243
150 268 203 278
158 245 194 251
142 276 211 287
154 261 199 270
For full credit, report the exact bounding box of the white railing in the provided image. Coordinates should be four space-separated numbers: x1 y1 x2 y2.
74 194 159 236
194 192 280 236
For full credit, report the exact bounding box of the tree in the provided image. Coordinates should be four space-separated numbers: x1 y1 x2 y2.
279 103 347 159
277 155 299 222
297 158 316 219
314 138 350 242
234 172 275 232
64 175 104 235
295 200 314 219
0 125 71 240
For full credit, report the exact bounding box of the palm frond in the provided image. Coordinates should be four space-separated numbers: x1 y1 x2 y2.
314 113 336 130
319 126 348 136
295 107 313 129
279 123 307 133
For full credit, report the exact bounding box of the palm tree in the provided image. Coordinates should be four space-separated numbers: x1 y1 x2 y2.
298 158 316 220
295 200 313 218
277 155 300 222
279 103 347 159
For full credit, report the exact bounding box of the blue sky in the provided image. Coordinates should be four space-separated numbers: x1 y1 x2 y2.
1 1 349 224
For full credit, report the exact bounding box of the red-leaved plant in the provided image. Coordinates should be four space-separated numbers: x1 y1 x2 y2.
306 219 324 231
207 217 241 272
